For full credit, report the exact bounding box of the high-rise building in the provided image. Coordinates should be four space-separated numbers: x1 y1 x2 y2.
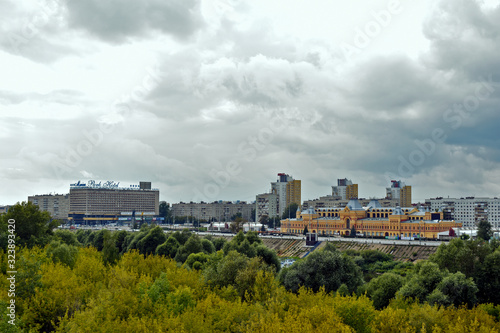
271 173 301 217
400 185 412 208
332 178 358 200
255 193 278 222
28 194 70 222
286 179 302 208
386 180 412 207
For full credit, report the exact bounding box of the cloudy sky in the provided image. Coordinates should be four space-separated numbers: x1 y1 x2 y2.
1 0 500 206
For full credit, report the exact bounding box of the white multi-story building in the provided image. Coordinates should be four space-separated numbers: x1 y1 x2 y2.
271 173 294 217
171 201 254 222
332 178 358 200
427 197 500 229
386 180 412 207
255 193 278 222
28 193 70 222
256 173 301 220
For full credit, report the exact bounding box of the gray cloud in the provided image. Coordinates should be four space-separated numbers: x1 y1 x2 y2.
2 0 500 205
65 0 204 43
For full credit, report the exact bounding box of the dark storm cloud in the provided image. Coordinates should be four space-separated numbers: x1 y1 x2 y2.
65 0 204 42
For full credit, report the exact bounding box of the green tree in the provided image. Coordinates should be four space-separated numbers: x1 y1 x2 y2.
114 230 128 253
366 272 404 309
430 238 491 278
102 231 119 266
46 240 79 269
137 226 167 256
477 220 493 241
211 237 227 251
0 202 58 248
475 248 500 304
185 252 210 270
279 244 363 293
255 245 281 272
159 201 171 220
230 212 243 221
156 236 181 258
436 271 478 308
201 238 215 254
75 229 92 245
281 203 299 220
171 229 192 245
397 261 445 302
350 225 356 238
303 225 309 235
53 230 80 246
175 234 205 263
259 214 269 227
147 272 170 304
126 229 149 252
204 250 249 289
92 230 106 251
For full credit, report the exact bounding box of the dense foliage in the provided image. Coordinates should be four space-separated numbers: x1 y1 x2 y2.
3 203 500 332
1 245 500 332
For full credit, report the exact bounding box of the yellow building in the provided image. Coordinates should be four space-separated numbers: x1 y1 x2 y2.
281 199 461 240
286 180 302 208
346 183 358 200
400 185 412 207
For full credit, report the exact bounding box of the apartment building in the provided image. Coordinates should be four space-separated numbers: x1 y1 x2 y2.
171 201 254 222
28 194 70 222
427 197 500 229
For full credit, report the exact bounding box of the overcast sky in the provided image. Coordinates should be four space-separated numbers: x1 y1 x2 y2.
1 0 500 206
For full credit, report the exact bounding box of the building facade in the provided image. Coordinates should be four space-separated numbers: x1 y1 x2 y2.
332 178 358 200
255 193 278 222
281 199 460 239
171 201 254 222
286 179 302 208
427 197 500 229
68 181 159 224
302 195 401 210
386 180 412 207
28 194 70 222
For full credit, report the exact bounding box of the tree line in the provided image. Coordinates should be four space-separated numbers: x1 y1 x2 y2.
2 202 500 332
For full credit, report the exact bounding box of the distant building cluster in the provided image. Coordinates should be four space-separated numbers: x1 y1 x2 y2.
281 198 461 239
303 178 411 210
15 174 500 231
332 178 358 200
386 180 412 208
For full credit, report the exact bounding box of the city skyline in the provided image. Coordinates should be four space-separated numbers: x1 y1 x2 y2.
2 0 500 205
